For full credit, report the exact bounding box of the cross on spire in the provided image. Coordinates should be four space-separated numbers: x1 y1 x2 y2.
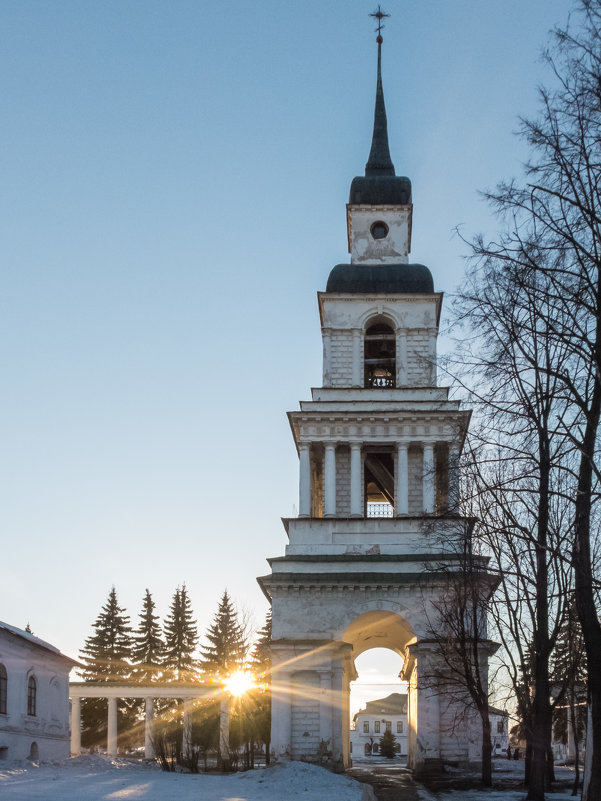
369 5 390 42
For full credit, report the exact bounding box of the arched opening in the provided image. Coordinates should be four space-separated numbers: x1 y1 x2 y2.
350 648 407 761
28 741 39 761
27 676 37 717
0 664 7 715
364 322 396 388
342 609 416 768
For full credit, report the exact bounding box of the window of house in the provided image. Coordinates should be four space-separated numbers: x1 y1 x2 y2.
363 721 369 733
372 743 379 753
497 720 504 734
397 721 403 733
385 720 392 733
0 665 6 715
27 676 36 716
364 323 396 388
374 721 381 733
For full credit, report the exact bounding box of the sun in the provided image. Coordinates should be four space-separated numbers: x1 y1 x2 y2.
223 671 255 697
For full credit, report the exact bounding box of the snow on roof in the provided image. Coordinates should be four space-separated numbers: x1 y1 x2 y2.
355 692 408 718
0 620 76 663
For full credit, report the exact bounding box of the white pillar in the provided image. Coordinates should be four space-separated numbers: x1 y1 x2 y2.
352 329 362 387
319 672 332 747
396 444 409 515
350 443 362 517
70 696 81 756
144 696 155 759
107 696 118 757
219 698 231 768
428 327 437 385
397 329 407 386
323 443 337 517
322 329 332 387
299 443 311 517
271 670 292 760
448 443 460 512
423 444 435 514
183 699 193 757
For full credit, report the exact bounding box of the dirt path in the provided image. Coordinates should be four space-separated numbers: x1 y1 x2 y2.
347 762 427 801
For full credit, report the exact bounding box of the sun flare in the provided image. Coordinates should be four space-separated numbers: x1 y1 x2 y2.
223 671 255 697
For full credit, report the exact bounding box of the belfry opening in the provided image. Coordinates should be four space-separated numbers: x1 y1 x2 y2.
257 15 490 776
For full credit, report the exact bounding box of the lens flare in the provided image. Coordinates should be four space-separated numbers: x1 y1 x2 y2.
223 671 255 697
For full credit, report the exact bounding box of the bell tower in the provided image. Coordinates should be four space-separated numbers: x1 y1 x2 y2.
258 16 486 776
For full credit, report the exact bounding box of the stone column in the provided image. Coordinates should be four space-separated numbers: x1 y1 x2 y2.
428 327 438 385
351 329 362 387
271 672 292 760
396 443 409 515
70 696 81 756
322 328 332 387
396 329 408 386
107 696 118 757
323 443 337 517
183 699 193 758
319 672 332 749
350 443 362 517
299 443 311 517
448 443 460 512
144 696 155 759
423 444 435 514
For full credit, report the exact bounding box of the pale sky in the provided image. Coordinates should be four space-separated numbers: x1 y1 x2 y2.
1 1 571 713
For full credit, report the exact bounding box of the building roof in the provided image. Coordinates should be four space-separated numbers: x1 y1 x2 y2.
325 263 434 294
356 692 408 718
0 620 78 664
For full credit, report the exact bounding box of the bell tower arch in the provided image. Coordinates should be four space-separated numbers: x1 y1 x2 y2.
258 21 488 777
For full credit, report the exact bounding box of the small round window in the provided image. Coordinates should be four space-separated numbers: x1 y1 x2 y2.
370 221 389 240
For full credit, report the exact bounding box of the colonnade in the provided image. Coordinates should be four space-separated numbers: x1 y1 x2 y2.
69 683 215 759
298 441 460 518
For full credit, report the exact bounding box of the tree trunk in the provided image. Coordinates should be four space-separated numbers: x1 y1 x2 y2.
481 712 492 787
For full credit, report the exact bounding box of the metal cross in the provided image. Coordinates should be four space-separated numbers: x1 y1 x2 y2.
369 5 390 37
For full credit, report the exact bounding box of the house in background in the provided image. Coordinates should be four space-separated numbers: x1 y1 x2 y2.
489 706 509 755
0 622 77 761
350 693 408 757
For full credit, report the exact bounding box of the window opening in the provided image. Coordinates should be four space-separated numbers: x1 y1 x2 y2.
364 323 396 388
363 721 369 733
370 221 389 240
365 452 394 517
27 677 36 716
0 665 6 715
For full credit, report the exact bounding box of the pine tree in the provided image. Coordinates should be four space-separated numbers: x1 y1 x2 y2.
200 590 246 678
249 610 272 764
79 586 132 681
131 589 164 682
163 584 198 680
250 610 271 681
379 728 396 759
78 587 133 748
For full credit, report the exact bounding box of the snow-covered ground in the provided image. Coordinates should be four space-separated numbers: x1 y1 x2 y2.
0 756 372 801
0 755 583 801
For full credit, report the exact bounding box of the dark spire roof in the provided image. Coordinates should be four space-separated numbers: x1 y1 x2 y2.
365 38 395 177
349 33 411 207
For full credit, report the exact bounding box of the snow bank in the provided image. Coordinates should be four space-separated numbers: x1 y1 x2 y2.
0 755 368 801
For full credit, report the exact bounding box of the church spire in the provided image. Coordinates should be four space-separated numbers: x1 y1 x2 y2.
365 9 395 177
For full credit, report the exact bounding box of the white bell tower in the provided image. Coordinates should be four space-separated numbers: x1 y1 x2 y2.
258 23 488 776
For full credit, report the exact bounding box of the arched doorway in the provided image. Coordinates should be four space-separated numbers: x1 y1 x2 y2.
341 610 416 768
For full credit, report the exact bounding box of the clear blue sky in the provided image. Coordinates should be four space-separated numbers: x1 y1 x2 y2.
1 0 571 681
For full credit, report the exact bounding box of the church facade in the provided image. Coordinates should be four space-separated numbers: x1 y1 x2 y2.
258 32 491 776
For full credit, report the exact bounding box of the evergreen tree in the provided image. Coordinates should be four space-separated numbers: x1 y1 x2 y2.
200 590 246 678
250 610 271 680
131 589 164 682
249 610 272 763
163 584 198 680
79 586 132 681
78 587 133 748
379 728 396 759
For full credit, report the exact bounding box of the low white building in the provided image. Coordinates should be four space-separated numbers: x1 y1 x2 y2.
0 622 77 761
350 693 408 757
489 707 509 756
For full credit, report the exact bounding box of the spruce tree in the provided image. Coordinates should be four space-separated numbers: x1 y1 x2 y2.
249 610 272 763
78 587 133 748
163 584 198 680
250 610 271 680
379 728 396 759
80 586 132 681
131 589 164 682
200 590 246 678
